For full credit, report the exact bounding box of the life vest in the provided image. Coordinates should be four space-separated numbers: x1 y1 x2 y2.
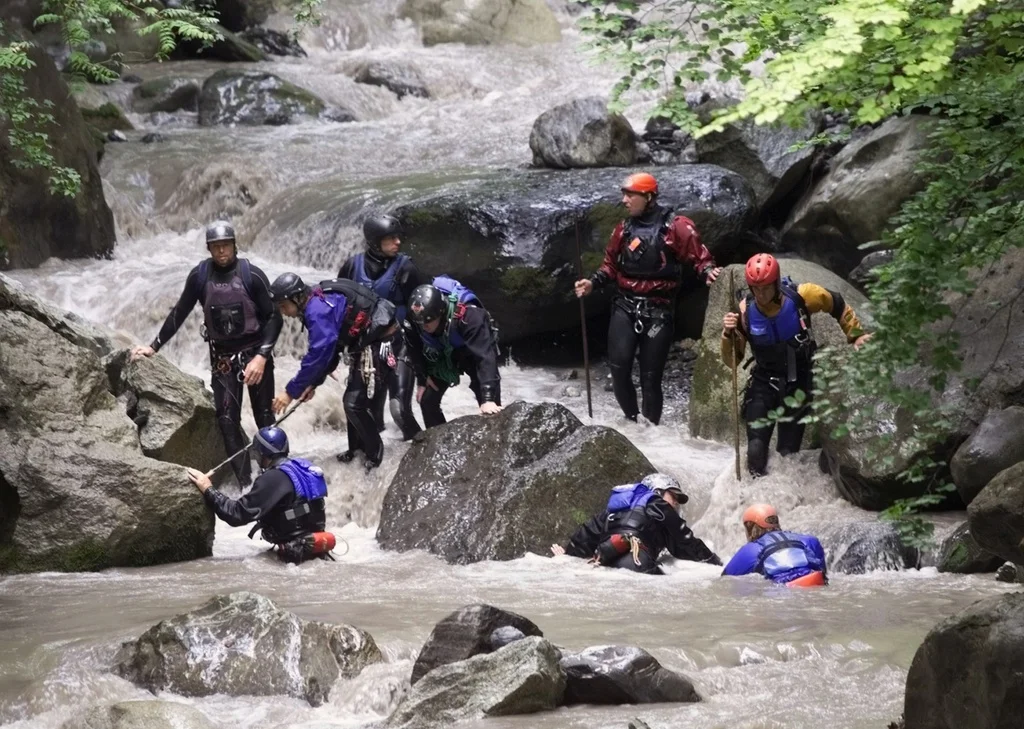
351 253 410 321
753 530 826 585
616 207 680 282
605 483 656 535
199 258 261 347
255 458 328 545
743 278 814 379
315 278 385 343
419 275 484 381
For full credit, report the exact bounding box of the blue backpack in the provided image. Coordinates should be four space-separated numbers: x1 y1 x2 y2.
433 274 483 308
278 458 328 501
606 483 656 513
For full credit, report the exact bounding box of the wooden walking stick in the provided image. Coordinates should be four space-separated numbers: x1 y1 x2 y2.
574 221 594 419
729 269 742 481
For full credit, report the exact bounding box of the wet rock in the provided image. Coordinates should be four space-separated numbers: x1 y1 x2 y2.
198 69 354 126
386 636 566 728
995 562 1022 583
214 0 274 32
131 77 201 114
937 522 1003 574
560 645 700 705
818 521 918 574
240 27 307 57
106 130 127 142
530 97 639 169
352 60 429 99
642 117 696 166
174 23 267 62
490 626 527 650
0 47 114 270
122 73 143 84
113 592 382 706
783 116 934 277
967 461 1024 566
847 248 893 291
104 349 227 473
950 407 1024 505
689 259 869 446
400 0 561 46
903 592 1024 729
62 700 216 729
376 401 655 564
140 132 167 144
0 274 214 573
694 100 823 212
81 103 134 135
412 604 543 685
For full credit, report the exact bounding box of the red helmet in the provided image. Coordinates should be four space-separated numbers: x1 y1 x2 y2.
745 254 780 286
742 503 779 530
621 172 658 196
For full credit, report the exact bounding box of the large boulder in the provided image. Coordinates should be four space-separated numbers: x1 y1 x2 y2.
560 645 700 705
530 97 639 169
950 407 1024 505
688 259 869 445
937 522 1003 574
399 0 561 46
782 116 934 277
412 604 543 685
385 636 566 729
376 401 655 564
903 592 1024 729
695 103 822 212
62 701 216 729
239 27 307 57
818 520 918 574
967 461 1024 566
198 69 354 126
113 592 383 707
352 60 429 99
0 45 114 270
131 77 201 114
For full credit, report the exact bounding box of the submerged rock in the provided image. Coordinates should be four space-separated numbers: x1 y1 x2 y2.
198 70 355 127
818 520 919 574
561 645 700 705
61 701 216 729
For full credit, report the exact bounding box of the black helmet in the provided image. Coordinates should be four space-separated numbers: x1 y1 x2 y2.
408 284 447 326
206 220 235 245
269 272 309 303
363 215 402 254
252 426 289 460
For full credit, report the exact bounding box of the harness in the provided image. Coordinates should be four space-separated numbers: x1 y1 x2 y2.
615 294 672 335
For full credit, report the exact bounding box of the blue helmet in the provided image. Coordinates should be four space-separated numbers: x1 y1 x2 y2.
252 426 289 460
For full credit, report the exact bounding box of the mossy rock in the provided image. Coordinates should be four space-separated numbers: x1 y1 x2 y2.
81 103 134 133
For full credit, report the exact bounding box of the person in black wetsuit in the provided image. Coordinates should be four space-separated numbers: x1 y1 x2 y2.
551 473 721 574
132 221 282 486
336 215 430 457
186 426 336 564
404 281 502 427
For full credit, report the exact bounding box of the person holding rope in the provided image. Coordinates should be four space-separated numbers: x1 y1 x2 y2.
132 221 282 487
574 173 721 425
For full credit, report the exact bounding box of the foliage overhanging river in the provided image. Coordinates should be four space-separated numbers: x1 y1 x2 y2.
1 2 1016 727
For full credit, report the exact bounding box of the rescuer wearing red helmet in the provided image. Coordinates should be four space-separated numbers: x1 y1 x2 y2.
574 172 722 425
722 254 872 476
721 504 828 587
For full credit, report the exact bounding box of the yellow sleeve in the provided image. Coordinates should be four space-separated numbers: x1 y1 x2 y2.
797 283 865 343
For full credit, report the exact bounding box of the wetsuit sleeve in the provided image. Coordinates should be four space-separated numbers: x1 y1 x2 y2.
403 321 429 386
150 266 202 351
337 257 355 280
202 469 293 527
722 542 763 576
564 512 608 558
797 283 866 342
720 298 749 365
457 307 500 404
590 223 624 288
658 503 722 564
248 263 283 358
667 216 717 281
286 298 344 398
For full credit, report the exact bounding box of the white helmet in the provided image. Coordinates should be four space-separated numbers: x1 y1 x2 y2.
640 473 688 504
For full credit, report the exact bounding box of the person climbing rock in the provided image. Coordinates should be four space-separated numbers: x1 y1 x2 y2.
550 473 721 574
721 253 871 476
574 172 721 425
186 426 337 564
131 221 282 487
404 277 502 427
722 504 828 587
268 272 398 471
337 214 430 452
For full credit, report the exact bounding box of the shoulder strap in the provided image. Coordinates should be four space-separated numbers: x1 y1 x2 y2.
238 259 254 298
196 260 210 304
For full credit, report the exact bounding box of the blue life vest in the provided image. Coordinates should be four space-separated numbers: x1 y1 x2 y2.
420 274 481 354
605 483 657 535
744 277 813 376
754 530 825 584
352 253 410 321
254 458 328 544
607 483 656 512
278 458 329 500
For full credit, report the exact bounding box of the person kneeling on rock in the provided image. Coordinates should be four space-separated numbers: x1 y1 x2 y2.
550 473 721 574
186 426 337 564
721 504 827 587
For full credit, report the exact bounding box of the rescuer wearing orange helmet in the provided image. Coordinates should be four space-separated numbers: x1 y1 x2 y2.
721 253 871 476
574 172 722 425
721 504 828 586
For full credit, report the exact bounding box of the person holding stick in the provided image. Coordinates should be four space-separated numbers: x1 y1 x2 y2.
574 173 721 425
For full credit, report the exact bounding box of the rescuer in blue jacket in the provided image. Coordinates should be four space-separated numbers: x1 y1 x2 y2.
722 503 828 587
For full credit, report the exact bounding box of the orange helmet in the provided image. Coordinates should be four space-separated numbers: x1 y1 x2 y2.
745 253 780 286
742 503 779 530
621 172 658 196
